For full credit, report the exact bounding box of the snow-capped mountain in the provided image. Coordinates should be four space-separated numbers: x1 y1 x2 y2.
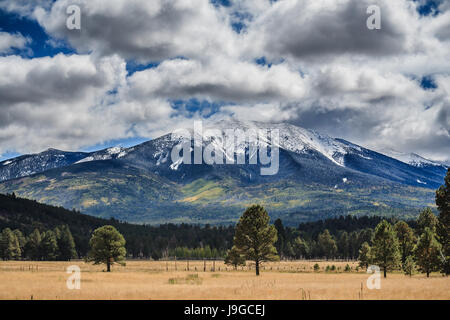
0 121 447 188
0 148 88 182
0 146 128 182
113 120 446 188
377 148 447 168
0 121 447 224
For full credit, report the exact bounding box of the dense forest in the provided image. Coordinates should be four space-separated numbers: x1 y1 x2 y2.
0 192 428 261
0 193 234 259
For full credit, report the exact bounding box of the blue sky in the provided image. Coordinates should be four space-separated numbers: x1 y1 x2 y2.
0 0 449 162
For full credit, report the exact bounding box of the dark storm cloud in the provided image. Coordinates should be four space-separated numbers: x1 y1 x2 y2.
248 0 414 61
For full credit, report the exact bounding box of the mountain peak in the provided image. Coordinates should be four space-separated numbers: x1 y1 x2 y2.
377 148 445 168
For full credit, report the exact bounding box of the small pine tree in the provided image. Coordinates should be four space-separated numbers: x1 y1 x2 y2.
233 205 279 276
394 221 415 264
293 237 309 259
414 227 441 277
358 242 372 269
403 255 416 277
224 246 246 270
371 220 401 278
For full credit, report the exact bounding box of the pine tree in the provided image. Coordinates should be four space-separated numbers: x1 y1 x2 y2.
403 255 416 277
417 208 438 234
371 220 401 278
274 219 286 258
414 227 441 277
394 221 415 264
337 231 350 259
233 205 279 276
0 228 21 260
87 225 126 272
56 225 77 260
293 237 309 259
40 230 59 260
358 242 372 269
13 229 26 256
25 229 41 260
224 246 246 270
436 168 450 275
317 229 337 259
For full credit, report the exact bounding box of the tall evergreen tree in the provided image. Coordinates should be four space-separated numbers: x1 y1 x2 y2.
56 225 77 260
394 221 415 264
337 231 350 259
25 229 41 260
417 208 438 234
0 228 21 260
436 168 450 275
40 230 59 260
414 227 441 277
349 231 360 259
274 219 286 258
358 242 372 269
317 229 337 259
233 205 279 276
12 229 26 255
371 220 401 278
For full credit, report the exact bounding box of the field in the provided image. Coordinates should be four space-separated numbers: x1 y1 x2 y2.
0 260 449 300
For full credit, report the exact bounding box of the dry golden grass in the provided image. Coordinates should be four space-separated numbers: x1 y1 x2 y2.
0 260 448 300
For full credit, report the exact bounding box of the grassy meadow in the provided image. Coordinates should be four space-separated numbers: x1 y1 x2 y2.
0 260 448 300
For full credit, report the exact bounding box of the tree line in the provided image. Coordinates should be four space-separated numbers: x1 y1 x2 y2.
357 168 449 278
0 225 77 261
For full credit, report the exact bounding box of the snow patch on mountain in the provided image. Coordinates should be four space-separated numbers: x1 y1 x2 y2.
75 147 128 164
377 148 444 168
204 120 350 167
